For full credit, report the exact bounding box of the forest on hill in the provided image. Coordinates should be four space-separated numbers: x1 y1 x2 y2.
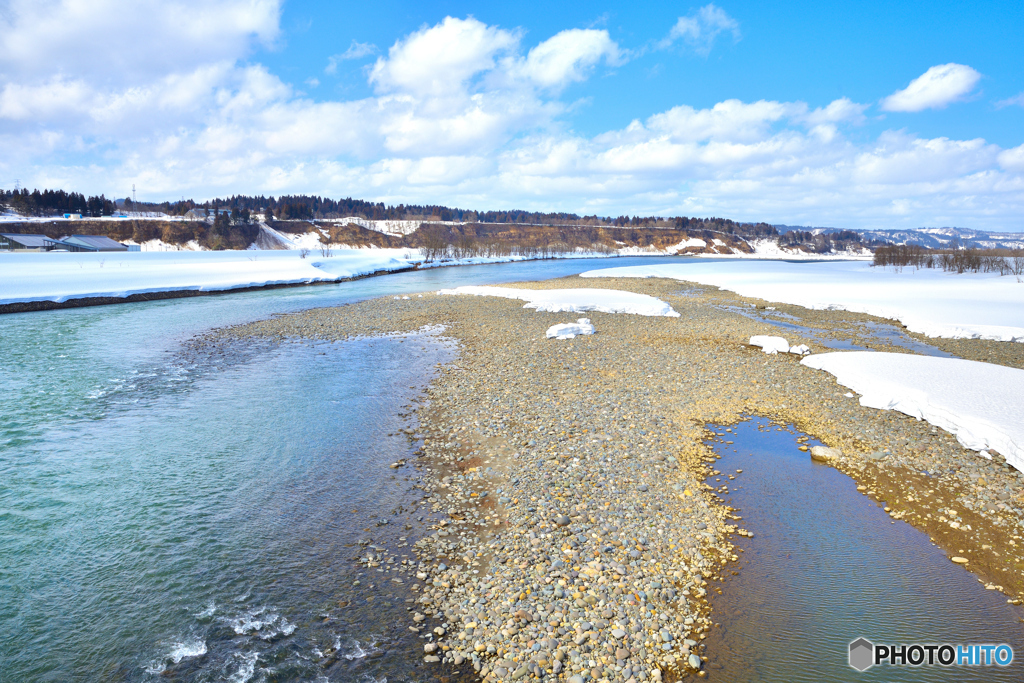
2 186 877 254
2 186 778 240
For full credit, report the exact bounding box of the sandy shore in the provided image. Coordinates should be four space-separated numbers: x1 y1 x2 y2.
214 275 1024 682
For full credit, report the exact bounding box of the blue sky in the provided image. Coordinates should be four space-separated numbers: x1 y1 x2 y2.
1 0 1022 229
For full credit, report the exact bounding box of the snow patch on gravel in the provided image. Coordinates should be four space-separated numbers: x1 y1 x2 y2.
801 352 1024 472
749 336 810 355
437 286 680 317
547 319 596 339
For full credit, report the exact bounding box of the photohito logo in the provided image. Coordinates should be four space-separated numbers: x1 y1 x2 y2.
849 638 1013 671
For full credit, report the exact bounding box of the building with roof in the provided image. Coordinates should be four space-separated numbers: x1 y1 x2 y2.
46 235 131 252
0 233 50 251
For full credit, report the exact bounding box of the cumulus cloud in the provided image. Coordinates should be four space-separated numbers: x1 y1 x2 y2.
0 0 280 83
998 144 1024 172
511 29 623 91
369 17 519 96
0 9 1021 231
660 4 741 56
799 97 868 126
881 63 981 112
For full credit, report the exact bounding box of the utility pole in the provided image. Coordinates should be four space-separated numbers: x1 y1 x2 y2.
131 183 140 241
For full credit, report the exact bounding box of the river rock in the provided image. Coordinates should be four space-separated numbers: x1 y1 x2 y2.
809 446 841 462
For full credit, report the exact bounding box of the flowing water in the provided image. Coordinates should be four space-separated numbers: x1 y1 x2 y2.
0 255 706 682
701 418 1024 681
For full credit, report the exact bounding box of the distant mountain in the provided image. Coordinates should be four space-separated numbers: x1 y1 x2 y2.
774 225 1024 250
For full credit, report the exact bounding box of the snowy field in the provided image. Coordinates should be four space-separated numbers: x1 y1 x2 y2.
582 260 1024 342
0 249 424 305
437 286 680 317
803 352 1024 472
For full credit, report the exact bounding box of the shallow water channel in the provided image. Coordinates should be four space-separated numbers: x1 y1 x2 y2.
717 305 954 357
700 418 1023 682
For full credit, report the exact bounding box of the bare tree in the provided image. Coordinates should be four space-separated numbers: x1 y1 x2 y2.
1010 248 1024 282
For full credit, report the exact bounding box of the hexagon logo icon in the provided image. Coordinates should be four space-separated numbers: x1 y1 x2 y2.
849 638 874 671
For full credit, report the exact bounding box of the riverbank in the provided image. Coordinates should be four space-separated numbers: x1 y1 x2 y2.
217 275 1024 681
0 249 622 315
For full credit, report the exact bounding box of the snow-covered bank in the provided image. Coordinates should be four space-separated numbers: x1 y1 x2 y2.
0 249 624 309
700 239 872 260
801 352 1024 473
437 286 680 317
581 260 1024 342
0 249 419 306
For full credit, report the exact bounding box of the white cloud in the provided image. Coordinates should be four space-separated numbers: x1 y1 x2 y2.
995 92 1024 109
998 144 1024 172
800 97 868 126
661 4 740 56
881 63 981 112
511 29 622 91
369 17 519 96
0 0 280 83
325 41 378 74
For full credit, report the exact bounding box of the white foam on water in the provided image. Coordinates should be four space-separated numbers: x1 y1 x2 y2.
168 637 207 663
195 601 216 619
143 661 166 675
225 651 259 683
142 635 207 674
342 638 381 660
226 607 281 635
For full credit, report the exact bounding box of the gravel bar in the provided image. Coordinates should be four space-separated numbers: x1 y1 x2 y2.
212 275 1024 682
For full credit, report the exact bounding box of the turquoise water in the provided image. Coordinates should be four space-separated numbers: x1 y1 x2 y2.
0 256 704 682
702 418 1024 682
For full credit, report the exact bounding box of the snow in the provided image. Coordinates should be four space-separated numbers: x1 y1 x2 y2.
436 286 680 317
581 260 1024 342
801 352 1024 472
748 335 810 355
547 318 596 340
0 249 420 305
665 238 706 254
331 217 460 236
697 239 871 260
750 335 791 354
